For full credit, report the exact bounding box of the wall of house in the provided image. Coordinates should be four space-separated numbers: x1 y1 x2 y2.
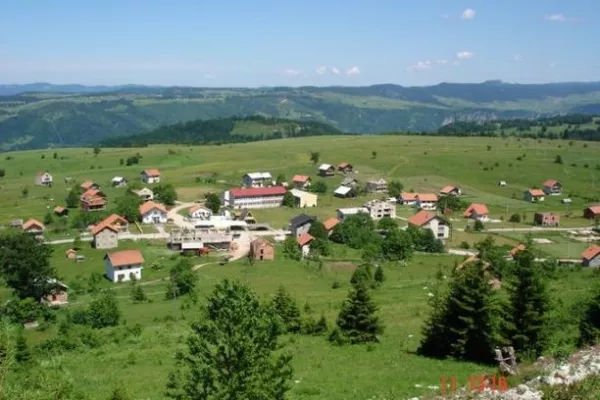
296 193 317 207
94 229 118 249
584 256 600 268
229 195 284 209
294 223 312 238
425 218 450 239
141 210 168 224
105 261 142 282
301 244 310 257
45 291 68 305
368 203 396 219
142 175 160 184
252 244 274 260
190 209 212 219
418 201 437 211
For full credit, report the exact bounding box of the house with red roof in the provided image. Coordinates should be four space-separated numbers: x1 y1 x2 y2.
416 194 438 211
80 189 107 212
542 179 562 196
291 175 312 190
22 219 45 236
524 189 545 203
583 205 600 220
297 233 314 258
53 206 68 217
407 210 450 239
92 222 119 249
337 162 353 173
440 185 462 196
188 205 213 220
323 217 340 236
582 245 600 267
463 203 489 221
104 250 145 282
139 201 168 224
141 169 161 184
399 192 419 206
223 186 287 209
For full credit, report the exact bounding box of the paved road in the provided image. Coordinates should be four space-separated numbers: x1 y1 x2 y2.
480 226 594 233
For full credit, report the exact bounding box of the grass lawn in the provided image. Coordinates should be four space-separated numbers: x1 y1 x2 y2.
497 231 593 259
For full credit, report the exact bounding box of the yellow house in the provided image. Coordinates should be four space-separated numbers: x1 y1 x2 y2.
290 189 318 208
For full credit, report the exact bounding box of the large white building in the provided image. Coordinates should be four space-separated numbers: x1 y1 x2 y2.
363 199 396 220
223 186 286 209
242 172 273 188
104 250 144 282
336 207 369 221
139 201 168 224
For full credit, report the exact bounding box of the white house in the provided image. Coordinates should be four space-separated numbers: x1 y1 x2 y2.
463 203 490 221
336 207 369 221
363 199 396 220
407 210 450 240
111 176 128 187
188 205 212 220
139 201 168 224
416 194 438 211
141 169 161 184
290 189 318 208
242 172 273 188
333 185 354 198
133 187 154 201
223 186 286 209
297 233 314 258
104 250 144 283
35 172 53 187
400 192 419 206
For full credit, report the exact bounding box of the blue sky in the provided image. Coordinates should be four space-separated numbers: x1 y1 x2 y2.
1 0 598 87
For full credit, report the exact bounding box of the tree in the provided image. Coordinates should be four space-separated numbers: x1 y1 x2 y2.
130 280 147 302
474 219 484 232
282 191 295 208
53 152 58 159
165 279 293 400
330 280 383 345
377 217 397 233
310 238 331 257
115 193 142 222
271 286 301 333
330 213 379 250
419 229 445 253
93 146 101 157
166 259 196 299
275 173 286 185
350 264 374 288
0 232 56 299
388 180 404 198
310 180 327 193
86 291 121 329
21 187 28 198
554 155 563 164
154 184 178 206
283 237 301 261
205 193 221 214
0 168 5 178
14 329 30 363
579 282 600 347
509 213 521 223
371 151 377 159
43 210 54 225
374 266 385 285
308 221 328 241
309 151 320 165
73 235 83 249
417 261 499 363
65 188 79 208
381 228 413 261
506 247 550 357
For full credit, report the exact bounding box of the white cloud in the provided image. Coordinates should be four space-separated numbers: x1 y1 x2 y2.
436 59 449 65
283 68 300 77
456 51 474 60
315 65 327 75
513 54 524 62
346 66 360 76
545 14 566 22
461 8 476 20
331 67 340 75
407 60 433 72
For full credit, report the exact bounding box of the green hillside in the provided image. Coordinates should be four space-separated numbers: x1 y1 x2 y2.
3 81 600 150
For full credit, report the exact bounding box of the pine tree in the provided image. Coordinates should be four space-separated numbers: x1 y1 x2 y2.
130 282 147 302
14 330 30 363
65 188 79 208
330 281 383 345
271 286 301 333
350 264 374 288
418 261 498 363
374 266 385 285
579 282 600 347
506 248 550 357
314 314 328 334
107 385 130 400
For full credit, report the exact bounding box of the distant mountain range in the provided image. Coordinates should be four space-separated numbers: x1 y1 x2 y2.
2 80 600 151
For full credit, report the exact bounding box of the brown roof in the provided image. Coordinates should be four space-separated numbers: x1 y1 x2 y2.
463 203 489 217
91 221 119 236
440 185 457 194
542 179 558 187
297 233 314 246
582 245 600 261
251 237 272 252
81 188 105 199
65 249 77 255
139 201 167 215
526 189 545 197
54 206 66 213
323 217 340 231
189 205 210 213
102 214 128 227
400 192 418 201
143 169 160 177
80 180 96 190
292 175 311 183
585 205 600 215
510 244 526 257
22 218 45 231
104 250 145 267
337 162 350 168
456 255 492 271
417 193 438 202
407 210 437 227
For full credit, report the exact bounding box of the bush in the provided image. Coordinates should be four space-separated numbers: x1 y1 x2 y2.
460 241 470 249
509 213 521 223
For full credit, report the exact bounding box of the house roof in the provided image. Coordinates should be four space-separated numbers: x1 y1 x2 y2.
290 214 316 229
65 249 77 255
91 221 119 236
297 233 314 246
334 186 352 195
543 179 559 187
133 187 153 196
143 169 161 177
81 188 105 199
104 250 145 267
111 176 126 182
341 177 357 186
36 172 51 177
582 245 600 261
53 206 66 213
368 178 387 185
417 193 438 202
251 237 272 251
338 162 350 168
103 214 128 227
510 244 526 257
139 201 167 215
229 186 287 198
22 218 45 231
189 205 210 213
318 163 332 171
407 210 438 227
585 205 600 215
526 189 545 197
400 192 418 201
323 217 340 231
338 207 369 215
245 172 272 180
80 180 96 189
289 188 315 199
292 175 310 183
440 185 458 194
463 203 489 217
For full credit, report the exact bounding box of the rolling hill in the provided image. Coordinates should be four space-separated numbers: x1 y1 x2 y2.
2 81 600 150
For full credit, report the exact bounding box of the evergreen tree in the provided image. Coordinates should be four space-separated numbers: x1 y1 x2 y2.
314 314 328 334
165 279 293 400
374 265 385 285
43 210 53 225
14 329 30 363
506 248 550 357
350 264 374 288
282 191 295 208
283 236 301 261
579 282 600 347
130 281 147 302
329 281 383 345
65 188 79 208
271 286 301 333
417 261 499 363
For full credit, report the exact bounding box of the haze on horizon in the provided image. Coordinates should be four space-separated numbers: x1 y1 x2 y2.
1 0 599 87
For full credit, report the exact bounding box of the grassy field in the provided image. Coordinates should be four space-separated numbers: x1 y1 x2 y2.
1 135 600 398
